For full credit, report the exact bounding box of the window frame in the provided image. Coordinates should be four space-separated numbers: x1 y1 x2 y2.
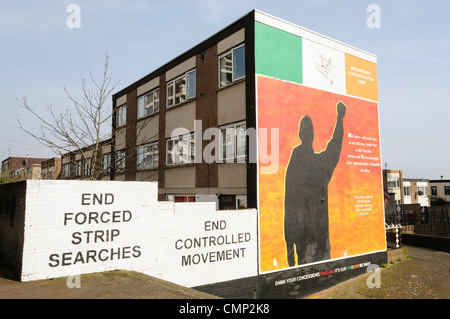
137 88 160 119
445 186 450 196
218 44 246 88
166 69 196 109
137 142 159 170
63 163 70 178
116 104 127 128
103 153 111 173
84 158 92 177
387 177 400 188
403 186 411 197
431 186 437 196
166 133 195 166
417 186 427 196
219 121 247 162
115 149 126 173
75 160 81 177
236 195 248 209
166 195 196 202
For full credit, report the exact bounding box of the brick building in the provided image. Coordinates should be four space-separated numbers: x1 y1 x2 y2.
111 11 256 209
40 157 62 180
1 156 49 181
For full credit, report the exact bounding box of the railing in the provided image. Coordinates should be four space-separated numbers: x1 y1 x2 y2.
385 207 449 238
386 223 402 248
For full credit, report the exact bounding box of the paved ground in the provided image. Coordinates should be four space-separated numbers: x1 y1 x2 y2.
0 259 218 299
304 246 449 299
0 246 448 299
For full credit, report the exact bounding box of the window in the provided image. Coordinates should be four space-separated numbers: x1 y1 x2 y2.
137 142 159 170
115 150 126 172
166 195 195 202
48 166 54 179
417 186 427 196
166 70 196 108
75 160 81 177
219 195 236 210
387 177 400 188
404 186 411 196
63 163 70 178
138 89 159 119
219 45 245 88
84 158 92 177
166 133 195 165
236 196 248 209
431 186 437 196
220 122 246 161
103 153 111 173
116 104 126 127
41 168 48 180
445 186 450 196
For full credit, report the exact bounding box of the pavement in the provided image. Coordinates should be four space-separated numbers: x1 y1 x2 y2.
0 245 448 299
303 246 450 299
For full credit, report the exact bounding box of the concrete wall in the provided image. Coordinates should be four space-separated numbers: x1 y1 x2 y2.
3 180 257 288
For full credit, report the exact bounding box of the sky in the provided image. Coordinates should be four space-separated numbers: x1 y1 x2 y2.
0 0 449 180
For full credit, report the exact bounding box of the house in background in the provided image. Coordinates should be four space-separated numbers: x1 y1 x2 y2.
382 169 431 207
403 178 430 207
1 156 49 181
60 139 113 181
383 169 404 205
40 157 62 180
429 177 450 203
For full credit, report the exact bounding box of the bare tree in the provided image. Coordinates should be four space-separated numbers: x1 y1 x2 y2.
17 53 118 180
17 53 162 182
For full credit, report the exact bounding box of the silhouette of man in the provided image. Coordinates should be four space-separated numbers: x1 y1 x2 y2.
284 101 346 266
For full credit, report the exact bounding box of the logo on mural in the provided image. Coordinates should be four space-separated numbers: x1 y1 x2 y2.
315 54 338 85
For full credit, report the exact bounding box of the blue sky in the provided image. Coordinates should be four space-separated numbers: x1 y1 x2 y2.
1 0 449 180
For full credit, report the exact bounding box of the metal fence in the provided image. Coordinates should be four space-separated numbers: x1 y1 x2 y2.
385 206 449 239
385 224 402 248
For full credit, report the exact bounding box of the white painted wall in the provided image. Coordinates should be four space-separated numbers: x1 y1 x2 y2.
19 180 257 288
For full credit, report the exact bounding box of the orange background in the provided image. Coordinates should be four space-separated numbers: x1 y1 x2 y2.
345 54 378 101
257 75 386 273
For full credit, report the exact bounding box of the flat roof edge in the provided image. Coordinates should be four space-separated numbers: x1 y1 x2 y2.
254 9 377 63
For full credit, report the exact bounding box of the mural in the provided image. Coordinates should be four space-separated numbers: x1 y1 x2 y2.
255 21 385 273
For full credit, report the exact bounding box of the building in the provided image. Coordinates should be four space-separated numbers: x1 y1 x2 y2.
1 156 49 181
382 169 431 207
429 178 450 203
60 139 113 181
383 169 404 205
403 178 430 207
40 157 62 180
111 12 255 209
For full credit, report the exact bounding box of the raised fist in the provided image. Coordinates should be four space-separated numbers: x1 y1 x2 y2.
337 101 346 118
